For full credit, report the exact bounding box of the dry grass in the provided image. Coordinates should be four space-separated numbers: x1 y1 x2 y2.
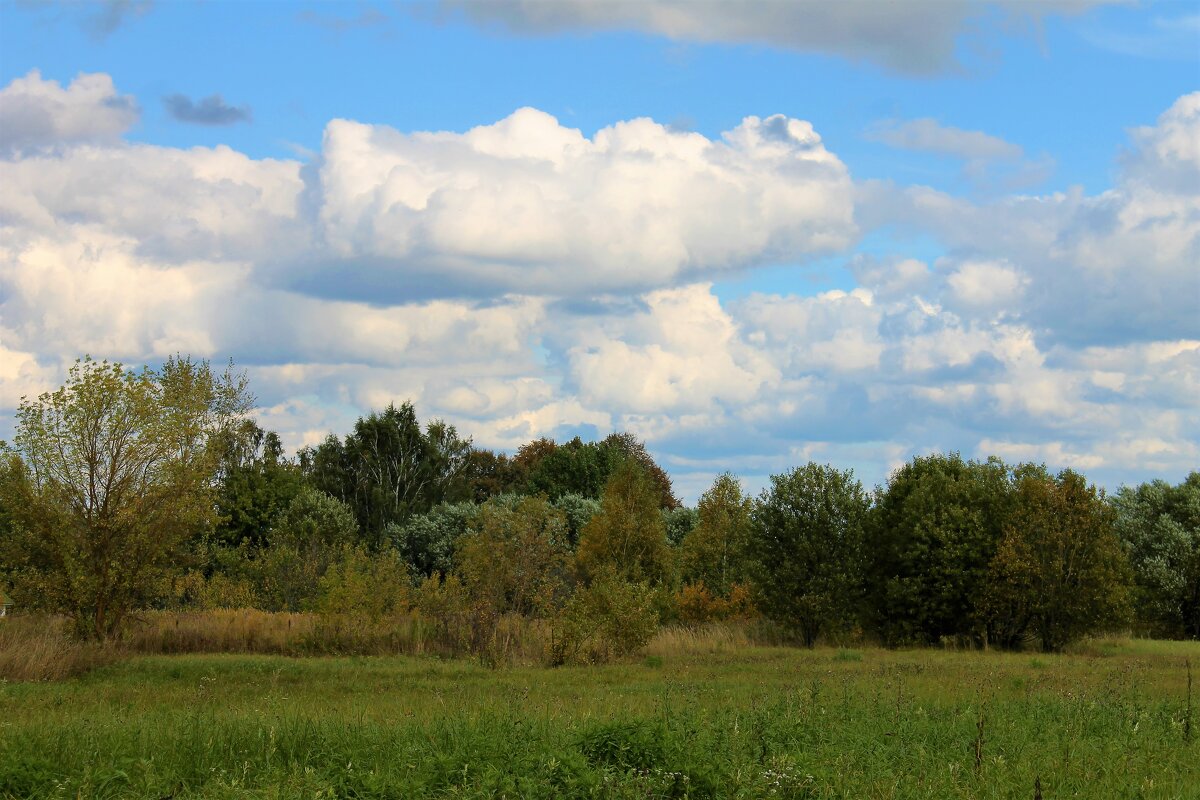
0 615 122 682
2 609 566 680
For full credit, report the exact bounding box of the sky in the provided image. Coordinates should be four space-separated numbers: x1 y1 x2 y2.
0 0 1197 502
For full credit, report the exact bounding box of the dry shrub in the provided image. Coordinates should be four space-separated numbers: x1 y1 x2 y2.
0 614 122 682
674 582 756 624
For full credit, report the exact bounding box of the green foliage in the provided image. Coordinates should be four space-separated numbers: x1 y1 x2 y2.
212 420 303 549
984 470 1133 652
316 546 412 623
865 453 1013 646
748 463 870 646
255 487 358 612
455 496 571 618
522 432 679 509
388 501 478 577
576 460 673 586
460 447 524 502
525 436 617 501
551 492 601 546
679 473 753 597
549 570 659 664
662 505 698 547
299 402 472 548
1113 472 1200 638
0 356 252 639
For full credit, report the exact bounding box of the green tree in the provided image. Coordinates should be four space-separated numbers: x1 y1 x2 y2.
1113 473 1200 638
456 495 571 618
387 501 478 577
300 403 473 548
985 469 1133 652
0 356 252 639
748 464 869 647
212 420 302 549
678 473 752 597
552 493 601 547
522 432 679 509
865 453 1013 646
256 486 358 612
576 460 672 586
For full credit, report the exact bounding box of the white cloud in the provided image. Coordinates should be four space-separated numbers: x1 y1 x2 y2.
0 72 1195 500
309 108 854 298
0 70 139 155
860 93 1200 346
945 260 1028 312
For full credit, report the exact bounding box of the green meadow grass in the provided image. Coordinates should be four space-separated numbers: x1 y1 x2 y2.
2 639 1198 798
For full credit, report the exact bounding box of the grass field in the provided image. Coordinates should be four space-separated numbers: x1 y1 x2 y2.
1 633 1198 799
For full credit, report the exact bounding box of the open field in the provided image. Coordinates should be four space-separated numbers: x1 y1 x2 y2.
2 634 1198 798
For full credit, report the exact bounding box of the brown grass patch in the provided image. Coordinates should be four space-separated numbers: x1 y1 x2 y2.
0 615 123 682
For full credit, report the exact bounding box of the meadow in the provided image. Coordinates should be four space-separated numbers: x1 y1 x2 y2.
1 623 1197 799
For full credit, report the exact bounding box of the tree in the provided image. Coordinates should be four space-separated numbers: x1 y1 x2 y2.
552 493 601 547
1112 473 1200 638
212 420 302 549
679 473 752 597
525 436 612 500
598 432 680 509
300 402 472 548
576 460 672 586
865 454 1013 646
456 496 571 618
387 501 478 577
0 356 252 639
984 469 1133 652
521 432 679 509
748 464 869 647
256 486 358 612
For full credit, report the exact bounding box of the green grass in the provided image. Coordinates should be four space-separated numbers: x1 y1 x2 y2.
2 639 1198 798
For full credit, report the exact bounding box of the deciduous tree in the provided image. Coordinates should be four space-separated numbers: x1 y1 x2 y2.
0 356 251 639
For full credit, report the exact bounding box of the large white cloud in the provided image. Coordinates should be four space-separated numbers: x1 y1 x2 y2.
0 70 1196 500
306 108 854 298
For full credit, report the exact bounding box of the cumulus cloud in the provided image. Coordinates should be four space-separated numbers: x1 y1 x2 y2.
0 70 139 155
0 71 1195 498
442 0 1117 74
163 93 252 126
295 108 855 299
860 93 1200 347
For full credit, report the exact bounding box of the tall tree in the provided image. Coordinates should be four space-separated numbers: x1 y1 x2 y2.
212 420 302 549
300 402 472 548
576 460 672 586
865 453 1013 646
984 469 1132 652
0 356 252 639
748 464 870 647
1113 473 1200 638
679 473 752 597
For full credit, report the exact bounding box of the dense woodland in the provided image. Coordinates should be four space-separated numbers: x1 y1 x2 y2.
1 357 1197 661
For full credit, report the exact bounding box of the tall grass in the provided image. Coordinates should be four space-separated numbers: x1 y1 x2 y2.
0 616 121 682
3 639 1198 797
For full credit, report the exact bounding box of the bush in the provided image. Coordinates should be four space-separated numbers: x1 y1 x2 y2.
549 571 659 665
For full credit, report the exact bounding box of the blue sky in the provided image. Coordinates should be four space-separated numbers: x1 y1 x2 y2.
1 0 1197 501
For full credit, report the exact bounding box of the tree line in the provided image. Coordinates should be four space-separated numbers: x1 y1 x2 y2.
1 358 1197 658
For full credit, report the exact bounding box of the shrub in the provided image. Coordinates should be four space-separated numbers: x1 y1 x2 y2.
549 571 659 665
